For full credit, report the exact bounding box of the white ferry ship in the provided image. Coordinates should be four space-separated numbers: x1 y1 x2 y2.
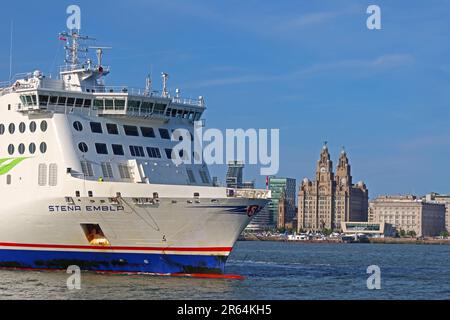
0 29 270 275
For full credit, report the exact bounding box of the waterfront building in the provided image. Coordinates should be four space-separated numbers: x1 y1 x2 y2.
369 195 446 237
341 221 395 237
226 160 244 189
424 193 450 232
297 143 369 232
267 177 296 230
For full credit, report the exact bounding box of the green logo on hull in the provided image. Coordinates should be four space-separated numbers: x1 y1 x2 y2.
0 157 28 175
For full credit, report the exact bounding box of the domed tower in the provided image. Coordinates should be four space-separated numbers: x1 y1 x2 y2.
315 142 334 182
335 147 352 188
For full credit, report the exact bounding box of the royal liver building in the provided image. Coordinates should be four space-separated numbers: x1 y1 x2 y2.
297 143 368 232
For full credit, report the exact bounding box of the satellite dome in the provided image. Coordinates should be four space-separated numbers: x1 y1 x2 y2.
302 178 310 184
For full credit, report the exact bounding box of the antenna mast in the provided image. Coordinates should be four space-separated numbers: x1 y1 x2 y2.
9 21 13 81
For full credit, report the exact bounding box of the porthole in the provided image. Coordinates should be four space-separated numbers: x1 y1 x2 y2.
29 121 36 133
7 144 14 155
78 142 88 153
39 142 47 153
19 122 26 133
29 143 36 154
40 121 48 132
8 123 15 134
0 124 4 135
73 121 83 132
18 143 25 154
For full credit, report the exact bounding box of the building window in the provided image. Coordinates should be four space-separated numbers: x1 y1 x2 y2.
199 170 210 184
106 123 119 135
80 161 94 177
73 121 83 131
90 122 103 134
49 163 58 186
29 143 36 154
124 125 139 136
40 121 48 132
40 142 47 153
95 143 108 155
19 122 26 133
112 144 124 156
38 164 47 186
129 145 145 157
118 164 131 179
7 144 14 155
29 121 36 133
141 127 155 138
187 169 196 183
146 147 161 158
159 128 171 140
101 162 114 179
8 123 15 134
78 142 88 153
165 148 173 159
18 143 25 155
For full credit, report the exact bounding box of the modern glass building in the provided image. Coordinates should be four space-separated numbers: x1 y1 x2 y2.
226 160 244 189
267 177 297 229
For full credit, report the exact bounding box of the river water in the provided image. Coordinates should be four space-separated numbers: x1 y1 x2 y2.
1 241 450 300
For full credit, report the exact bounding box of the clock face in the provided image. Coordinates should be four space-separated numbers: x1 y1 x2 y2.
341 178 346 185
320 167 326 173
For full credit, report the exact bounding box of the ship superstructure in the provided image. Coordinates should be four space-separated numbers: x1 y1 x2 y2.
0 30 270 275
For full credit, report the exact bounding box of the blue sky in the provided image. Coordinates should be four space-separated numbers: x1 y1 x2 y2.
1 0 450 198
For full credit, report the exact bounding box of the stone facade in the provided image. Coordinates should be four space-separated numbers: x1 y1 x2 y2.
297 144 368 232
369 195 446 237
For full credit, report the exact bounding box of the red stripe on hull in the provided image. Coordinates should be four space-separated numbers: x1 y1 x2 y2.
0 242 232 252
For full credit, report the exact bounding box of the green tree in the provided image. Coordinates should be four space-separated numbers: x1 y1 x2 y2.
399 229 406 237
407 230 416 237
440 230 449 238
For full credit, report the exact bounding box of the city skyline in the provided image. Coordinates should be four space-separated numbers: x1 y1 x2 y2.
0 1 449 197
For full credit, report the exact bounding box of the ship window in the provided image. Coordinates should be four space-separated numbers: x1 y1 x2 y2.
101 162 114 179
57 96 67 106
171 109 177 117
124 125 139 136
29 121 36 133
129 145 145 157
106 123 119 135
7 144 14 155
104 99 114 110
8 123 15 134
40 121 48 132
76 191 80 197
128 100 141 112
114 99 125 110
88 191 93 197
40 142 47 153
141 127 155 138
187 169 196 183
38 164 47 186
159 128 170 140
112 144 124 156
90 122 103 134
95 143 108 155
83 99 92 108
78 142 88 153
18 143 25 155
29 143 36 154
165 108 172 116
165 148 173 159
141 101 152 113
73 121 83 131
49 163 58 186
20 96 26 105
66 97 75 107
31 95 37 106
154 103 166 114
0 124 4 135
75 98 84 107
199 170 210 184
39 95 49 106
80 161 94 177
6 175 11 185
118 164 131 179
94 99 104 110
49 96 58 105
146 147 161 159
19 122 26 133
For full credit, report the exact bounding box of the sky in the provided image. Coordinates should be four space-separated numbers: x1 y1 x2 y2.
1 0 450 198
